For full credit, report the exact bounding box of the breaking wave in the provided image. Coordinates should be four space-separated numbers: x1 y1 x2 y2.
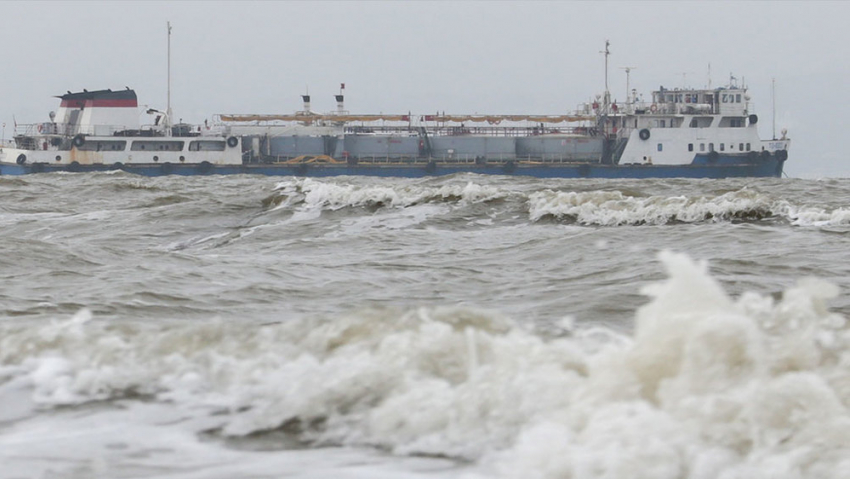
529 188 850 227
260 178 850 227
266 177 513 211
2 252 849 478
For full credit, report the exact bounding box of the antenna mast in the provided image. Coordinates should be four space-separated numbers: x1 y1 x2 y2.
601 40 611 108
167 21 172 133
620 66 636 110
772 77 776 140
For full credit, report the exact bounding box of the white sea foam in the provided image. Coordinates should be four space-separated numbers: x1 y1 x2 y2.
1 253 848 478
786 205 850 227
528 188 850 227
269 179 850 227
272 178 512 211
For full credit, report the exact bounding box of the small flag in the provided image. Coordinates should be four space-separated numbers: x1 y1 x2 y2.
340 83 345 90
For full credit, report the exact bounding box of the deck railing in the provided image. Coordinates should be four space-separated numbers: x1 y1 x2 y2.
343 125 598 137
14 123 137 137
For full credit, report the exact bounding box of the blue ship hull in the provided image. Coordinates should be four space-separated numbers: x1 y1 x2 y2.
0 157 785 179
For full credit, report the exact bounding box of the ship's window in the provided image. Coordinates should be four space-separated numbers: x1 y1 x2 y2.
736 94 742 103
660 120 666 128
720 143 725 151
634 119 638 128
746 143 751 151
739 143 744 151
690 118 698 128
688 143 694 152
709 143 715 152
700 143 705 152
657 143 663 152
189 140 226 151
130 141 185 151
78 140 127 152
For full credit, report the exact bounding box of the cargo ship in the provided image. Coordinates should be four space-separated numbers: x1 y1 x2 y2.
0 43 789 178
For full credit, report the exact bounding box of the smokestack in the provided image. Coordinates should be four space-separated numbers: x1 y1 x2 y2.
301 95 311 112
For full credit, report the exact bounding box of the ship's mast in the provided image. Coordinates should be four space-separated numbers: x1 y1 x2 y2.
166 21 173 133
599 41 613 163
772 77 776 140
620 66 636 111
601 40 611 109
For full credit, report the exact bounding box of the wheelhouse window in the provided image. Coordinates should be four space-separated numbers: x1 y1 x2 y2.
690 117 714 128
78 140 127 152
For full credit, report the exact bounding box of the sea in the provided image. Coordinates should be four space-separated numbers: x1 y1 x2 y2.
1 172 850 479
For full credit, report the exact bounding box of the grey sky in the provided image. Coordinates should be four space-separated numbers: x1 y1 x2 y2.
0 1 845 177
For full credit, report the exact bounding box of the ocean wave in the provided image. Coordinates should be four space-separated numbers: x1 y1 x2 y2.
266 178 514 212
1 252 849 477
259 179 850 228
528 188 850 227
786 205 850 227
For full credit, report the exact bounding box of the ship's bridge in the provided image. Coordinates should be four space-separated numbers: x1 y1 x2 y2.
649 86 749 117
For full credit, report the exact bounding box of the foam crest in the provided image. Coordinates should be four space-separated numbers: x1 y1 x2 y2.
2 253 849 477
486 252 850 478
263 180 850 228
786 205 850 226
270 178 510 212
527 188 780 225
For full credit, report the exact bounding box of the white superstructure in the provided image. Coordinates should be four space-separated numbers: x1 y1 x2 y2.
0 88 242 169
600 83 790 165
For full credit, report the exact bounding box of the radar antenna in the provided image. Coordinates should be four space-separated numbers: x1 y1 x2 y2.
680 71 694 89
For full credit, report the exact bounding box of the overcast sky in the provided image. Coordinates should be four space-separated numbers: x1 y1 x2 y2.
0 1 846 177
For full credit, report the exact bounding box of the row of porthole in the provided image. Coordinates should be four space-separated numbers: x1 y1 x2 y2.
52 155 191 162
153 156 187 162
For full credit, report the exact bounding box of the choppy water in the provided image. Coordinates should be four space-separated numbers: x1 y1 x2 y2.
2 173 850 479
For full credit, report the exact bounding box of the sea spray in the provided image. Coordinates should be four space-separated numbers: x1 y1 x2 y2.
2 252 849 478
